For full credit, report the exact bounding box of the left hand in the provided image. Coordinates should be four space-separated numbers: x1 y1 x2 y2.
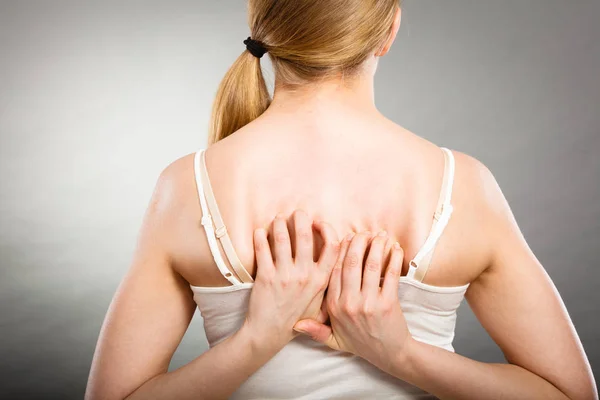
293 230 414 375
244 211 340 351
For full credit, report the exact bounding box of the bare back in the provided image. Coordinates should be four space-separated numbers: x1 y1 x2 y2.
165 110 492 290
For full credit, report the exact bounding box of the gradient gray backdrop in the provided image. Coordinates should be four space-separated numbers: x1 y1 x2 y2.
1 1 598 399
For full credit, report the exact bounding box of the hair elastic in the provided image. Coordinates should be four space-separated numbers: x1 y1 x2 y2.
244 37 268 58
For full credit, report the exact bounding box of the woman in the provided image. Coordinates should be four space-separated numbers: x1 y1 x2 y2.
85 1 596 399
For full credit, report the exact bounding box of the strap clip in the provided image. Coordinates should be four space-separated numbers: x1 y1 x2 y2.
215 226 228 238
201 215 213 227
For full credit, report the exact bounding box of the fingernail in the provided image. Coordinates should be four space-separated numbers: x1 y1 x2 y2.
378 230 387 237
393 242 401 249
345 232 355 241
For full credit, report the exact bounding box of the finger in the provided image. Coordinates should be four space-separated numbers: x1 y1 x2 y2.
316 298 329 324
327 232 352 301
381 242 404 300
272 213 292 264
293 209 313 263
313 220 340 272
362 231 387 298
293 319 339 350
341 231 372 297
254 228 274 278
380 238 394 288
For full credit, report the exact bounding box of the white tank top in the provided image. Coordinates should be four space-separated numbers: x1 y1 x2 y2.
190 147 469 399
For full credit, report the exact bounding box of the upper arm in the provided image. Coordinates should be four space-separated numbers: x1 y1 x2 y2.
85 162 198 400
463 158 597 400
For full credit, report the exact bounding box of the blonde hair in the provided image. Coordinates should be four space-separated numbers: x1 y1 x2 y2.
208 0 400 145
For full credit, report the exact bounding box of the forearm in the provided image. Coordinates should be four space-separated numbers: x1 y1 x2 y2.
125 326 280 400
390 339 570 400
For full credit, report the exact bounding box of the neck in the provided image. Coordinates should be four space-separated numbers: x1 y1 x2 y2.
264 64 379 119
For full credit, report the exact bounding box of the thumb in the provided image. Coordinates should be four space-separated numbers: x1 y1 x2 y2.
293 319 337 349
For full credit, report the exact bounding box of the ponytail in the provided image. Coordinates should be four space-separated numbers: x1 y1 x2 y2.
208 50 270 145
209 0 399 144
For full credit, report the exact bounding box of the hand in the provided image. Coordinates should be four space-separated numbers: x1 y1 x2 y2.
293 231 414 375
243 210 340 351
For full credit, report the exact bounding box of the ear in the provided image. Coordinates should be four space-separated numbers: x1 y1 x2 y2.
376 6 401 57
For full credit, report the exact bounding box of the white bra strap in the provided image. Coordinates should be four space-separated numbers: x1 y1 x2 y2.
194 150 241 286
407 147 455 281
199 150 254 283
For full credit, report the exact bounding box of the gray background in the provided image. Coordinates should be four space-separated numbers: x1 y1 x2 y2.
0 0 598 398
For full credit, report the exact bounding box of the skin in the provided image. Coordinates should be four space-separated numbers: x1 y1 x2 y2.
85 6 597 400
293 231 413 375
244 212 341 348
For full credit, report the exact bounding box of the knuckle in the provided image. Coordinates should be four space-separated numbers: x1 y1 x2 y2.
345 252 360 269
298 229 312 244
361 303 375 317
341 301 357 316
365 260 380 272
274 231 289 244
297 273 310 286
258 273 274 286
388 264 401 277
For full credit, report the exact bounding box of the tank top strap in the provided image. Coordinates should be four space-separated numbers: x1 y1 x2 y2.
199 150 254 284
407 147 456 282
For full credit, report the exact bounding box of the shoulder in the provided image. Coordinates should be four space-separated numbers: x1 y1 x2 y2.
452 150 501 204
454 150 541 276
151 152 198 214
452 150 517 232
449 150 513 276
140 152 203 257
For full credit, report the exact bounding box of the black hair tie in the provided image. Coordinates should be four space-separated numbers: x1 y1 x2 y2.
244 37 267 59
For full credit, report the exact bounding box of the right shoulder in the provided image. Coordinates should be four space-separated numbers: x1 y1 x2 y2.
452 150 501 207
450 150 512 278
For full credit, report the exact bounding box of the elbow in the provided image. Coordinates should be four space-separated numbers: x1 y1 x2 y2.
549 380 598 400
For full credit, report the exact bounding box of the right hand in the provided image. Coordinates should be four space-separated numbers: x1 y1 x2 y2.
293 231 412 375
242 210 340 350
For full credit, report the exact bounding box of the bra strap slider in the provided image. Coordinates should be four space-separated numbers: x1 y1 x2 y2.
215 226 228 238
201 215 213 227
